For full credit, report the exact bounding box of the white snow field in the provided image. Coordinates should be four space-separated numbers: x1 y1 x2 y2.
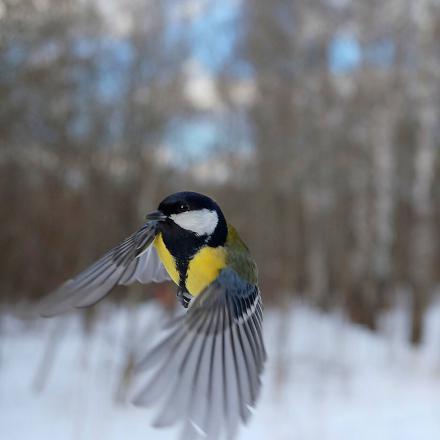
1 299 440 440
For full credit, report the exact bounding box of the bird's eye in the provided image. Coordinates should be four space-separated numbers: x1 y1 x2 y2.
180 204 188 212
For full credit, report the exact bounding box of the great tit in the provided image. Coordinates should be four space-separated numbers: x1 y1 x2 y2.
40 191 266 439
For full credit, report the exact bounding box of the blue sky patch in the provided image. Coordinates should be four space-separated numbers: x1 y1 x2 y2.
328 35 362 74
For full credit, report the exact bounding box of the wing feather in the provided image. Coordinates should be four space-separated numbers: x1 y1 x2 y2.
39 222 170 317
133 267 265 439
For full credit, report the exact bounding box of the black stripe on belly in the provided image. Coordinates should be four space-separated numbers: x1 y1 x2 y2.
160 223 207 289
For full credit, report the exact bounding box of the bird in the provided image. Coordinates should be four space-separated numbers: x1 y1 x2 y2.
39 191 266 440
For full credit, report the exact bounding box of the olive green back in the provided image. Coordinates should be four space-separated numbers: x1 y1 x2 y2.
225 224 258 285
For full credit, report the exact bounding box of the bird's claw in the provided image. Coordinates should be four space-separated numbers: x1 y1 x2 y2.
177 289 192 309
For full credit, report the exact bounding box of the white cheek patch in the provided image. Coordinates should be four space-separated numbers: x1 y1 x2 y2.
170 209 218 236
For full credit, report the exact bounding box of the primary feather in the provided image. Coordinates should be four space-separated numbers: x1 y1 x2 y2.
133 268 265 439
39 222 169 317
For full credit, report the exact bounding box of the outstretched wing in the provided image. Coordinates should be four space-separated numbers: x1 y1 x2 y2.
39 222 170 317
133 267 266 440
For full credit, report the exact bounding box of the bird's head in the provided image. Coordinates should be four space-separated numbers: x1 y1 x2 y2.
146 192 227 247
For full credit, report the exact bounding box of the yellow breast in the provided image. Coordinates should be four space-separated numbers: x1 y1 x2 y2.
153 233 180 285
153 233 226 297
186 246 226 296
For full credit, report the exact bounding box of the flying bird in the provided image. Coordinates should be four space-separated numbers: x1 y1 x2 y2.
40 191 266 439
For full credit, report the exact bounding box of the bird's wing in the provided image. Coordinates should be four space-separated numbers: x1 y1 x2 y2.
39 222 170 317
133 267 266 440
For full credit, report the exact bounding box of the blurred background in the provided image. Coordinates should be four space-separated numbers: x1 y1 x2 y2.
1 0 440 439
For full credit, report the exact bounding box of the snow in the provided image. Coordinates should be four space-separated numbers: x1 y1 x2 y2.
1 300 440 440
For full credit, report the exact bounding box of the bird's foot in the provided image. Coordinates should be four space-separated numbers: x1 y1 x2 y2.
176 289 192 309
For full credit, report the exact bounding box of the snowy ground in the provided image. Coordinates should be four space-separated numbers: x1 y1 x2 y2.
2 299 440 440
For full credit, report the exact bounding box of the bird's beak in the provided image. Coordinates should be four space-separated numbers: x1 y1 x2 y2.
145 210 167 222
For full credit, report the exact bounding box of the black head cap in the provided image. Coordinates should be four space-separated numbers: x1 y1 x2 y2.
158 191 221 217
157 191 227 247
